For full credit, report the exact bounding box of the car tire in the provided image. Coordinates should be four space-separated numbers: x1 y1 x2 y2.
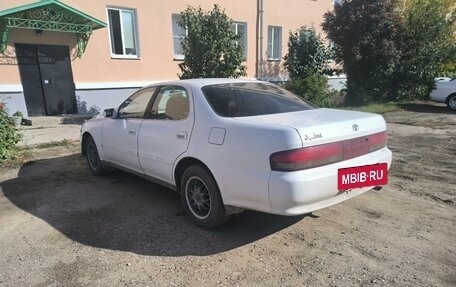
447 94 456 111
181 164 230 229
85 136 108 176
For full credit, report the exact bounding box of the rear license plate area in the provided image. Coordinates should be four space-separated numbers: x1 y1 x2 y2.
338 163 388 190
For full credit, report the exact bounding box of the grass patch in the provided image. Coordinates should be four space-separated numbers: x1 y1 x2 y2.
342 103 401 114
0 147 34 169
36 139 71 149
1 139 76 170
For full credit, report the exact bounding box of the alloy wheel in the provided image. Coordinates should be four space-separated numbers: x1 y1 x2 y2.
185 176 212 220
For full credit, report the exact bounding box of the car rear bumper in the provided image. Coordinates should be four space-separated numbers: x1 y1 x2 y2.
268 147 392 215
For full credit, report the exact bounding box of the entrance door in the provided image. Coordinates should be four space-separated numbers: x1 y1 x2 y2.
16 44 77 116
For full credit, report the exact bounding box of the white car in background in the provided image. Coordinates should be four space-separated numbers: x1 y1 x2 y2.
81 79 392 229
430 78 456 110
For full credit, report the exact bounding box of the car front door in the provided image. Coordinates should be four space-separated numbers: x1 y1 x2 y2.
102 87 156 173
138 85 194 184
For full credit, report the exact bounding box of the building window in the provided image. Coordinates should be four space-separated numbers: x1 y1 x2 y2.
267 26 282 60
232 22 247 57
172 14 187 60
107 7 139 57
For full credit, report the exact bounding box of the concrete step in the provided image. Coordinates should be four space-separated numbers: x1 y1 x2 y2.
17 115 90 147
21 115 92 129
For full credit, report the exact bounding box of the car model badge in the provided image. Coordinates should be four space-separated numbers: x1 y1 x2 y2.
352 124 359 131
304 132 323 141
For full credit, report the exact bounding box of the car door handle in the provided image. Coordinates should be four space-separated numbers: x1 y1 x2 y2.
177 132 187 140
129 130 137 135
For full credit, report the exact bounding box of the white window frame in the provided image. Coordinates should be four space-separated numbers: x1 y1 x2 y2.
107 7 139 59
267 26 282 61
172 14 187 60
232 21 248 57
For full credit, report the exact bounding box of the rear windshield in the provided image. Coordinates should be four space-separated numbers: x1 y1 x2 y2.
201 82 315 117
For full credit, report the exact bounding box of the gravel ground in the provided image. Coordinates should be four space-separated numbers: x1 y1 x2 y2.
0 103 455 287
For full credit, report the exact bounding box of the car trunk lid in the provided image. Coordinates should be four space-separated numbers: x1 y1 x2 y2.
234 108 388 171
233 108 386 147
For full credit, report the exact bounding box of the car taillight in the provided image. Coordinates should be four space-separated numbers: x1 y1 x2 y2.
368 131 387 152
270 143 343 171
270 131 387 172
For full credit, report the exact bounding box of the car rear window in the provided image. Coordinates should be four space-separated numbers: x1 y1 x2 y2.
201 82 316 117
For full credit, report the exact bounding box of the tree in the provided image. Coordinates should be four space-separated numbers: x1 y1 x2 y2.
284 26 333 107
284 26 329 79
323 0 455 104
322 0 401 104
434 0 456 78
178 5 247 79
394 0 455 100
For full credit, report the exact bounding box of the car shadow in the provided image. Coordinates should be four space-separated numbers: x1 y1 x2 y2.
399 102 454 114
1 154 308 256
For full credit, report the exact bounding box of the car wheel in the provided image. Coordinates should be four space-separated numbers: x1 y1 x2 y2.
85 136 108 176
447 94 456 111
181 164 230 229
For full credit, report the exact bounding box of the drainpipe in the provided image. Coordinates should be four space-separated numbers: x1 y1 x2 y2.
257 0 264 80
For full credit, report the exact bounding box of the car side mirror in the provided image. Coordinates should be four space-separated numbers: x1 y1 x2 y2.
103 108 115 118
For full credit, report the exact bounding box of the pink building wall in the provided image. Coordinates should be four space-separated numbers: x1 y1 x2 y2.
0 0 334 85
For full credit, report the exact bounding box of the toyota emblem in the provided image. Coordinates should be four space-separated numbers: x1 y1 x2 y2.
352 124 359 131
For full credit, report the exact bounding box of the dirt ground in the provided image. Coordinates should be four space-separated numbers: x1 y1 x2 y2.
0 103 455 287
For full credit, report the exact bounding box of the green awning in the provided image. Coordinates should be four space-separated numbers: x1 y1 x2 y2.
0 0 107 57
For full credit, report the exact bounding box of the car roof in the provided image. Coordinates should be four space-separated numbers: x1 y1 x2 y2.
142 78 262 90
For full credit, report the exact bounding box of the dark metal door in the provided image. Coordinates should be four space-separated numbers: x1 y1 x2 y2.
16 44 46 116
16 44 77 116
37 45 77 115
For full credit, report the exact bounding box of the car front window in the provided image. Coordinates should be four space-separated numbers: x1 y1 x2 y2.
118 88 156 119
201 82 315 117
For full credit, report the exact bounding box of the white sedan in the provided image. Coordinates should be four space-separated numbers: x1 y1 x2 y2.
430 78 456 110
81 79 392 228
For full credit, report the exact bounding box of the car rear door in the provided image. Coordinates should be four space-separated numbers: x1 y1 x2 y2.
102 87 157 173
138 85 194 184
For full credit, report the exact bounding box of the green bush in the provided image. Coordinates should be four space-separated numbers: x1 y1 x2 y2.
393 0 455 101
0 102 22 161
322 0 455 104
285 74 333 107
283 27 334 107
284 26 329 79
439 62 456 78
178 5 246 79
12 111 23 118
